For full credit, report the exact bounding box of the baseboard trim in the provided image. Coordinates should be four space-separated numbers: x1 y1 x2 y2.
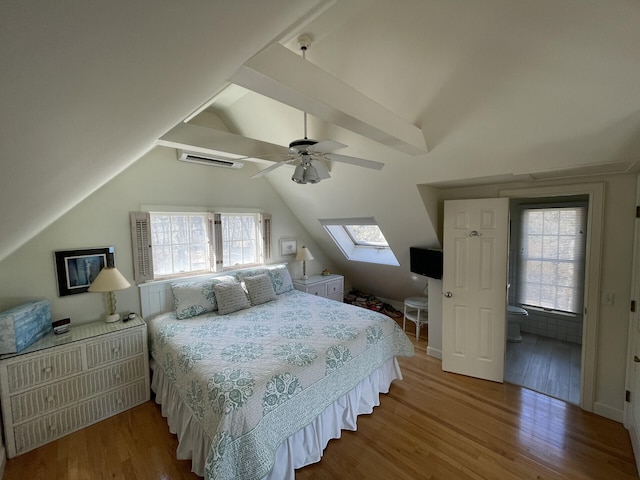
427 346 442 359
594 401 623 423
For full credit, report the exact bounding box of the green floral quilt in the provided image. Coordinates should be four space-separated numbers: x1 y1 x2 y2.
148 289 414 480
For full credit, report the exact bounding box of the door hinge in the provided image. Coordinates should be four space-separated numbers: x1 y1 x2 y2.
632 300 637 313
626 390 631 402
636 206 640 218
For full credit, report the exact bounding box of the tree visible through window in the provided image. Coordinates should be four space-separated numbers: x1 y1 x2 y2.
150 214 209 276
221 214 258 267
516 205 587 313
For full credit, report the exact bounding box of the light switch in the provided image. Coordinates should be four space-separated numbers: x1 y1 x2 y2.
602 292 615 306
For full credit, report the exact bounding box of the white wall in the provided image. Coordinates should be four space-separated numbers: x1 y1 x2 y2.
0 147 332 324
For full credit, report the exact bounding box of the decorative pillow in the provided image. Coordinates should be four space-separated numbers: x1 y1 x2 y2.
266 265 294 294
236 268 268 284
213 281 251 315
244 274 277 306
171 281 216 319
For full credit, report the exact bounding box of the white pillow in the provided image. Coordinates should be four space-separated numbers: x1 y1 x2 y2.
213 281 250 315
266 265 294 294
244 274 277 305
171 281 216 319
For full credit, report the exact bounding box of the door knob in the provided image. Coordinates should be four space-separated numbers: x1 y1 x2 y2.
444 291 453 298
634 355 640 363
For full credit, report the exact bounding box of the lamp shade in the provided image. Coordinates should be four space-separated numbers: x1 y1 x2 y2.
295 246 314 261
88 267 131 292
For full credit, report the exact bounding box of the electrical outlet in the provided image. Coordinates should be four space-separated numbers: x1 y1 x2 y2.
602 292 615 306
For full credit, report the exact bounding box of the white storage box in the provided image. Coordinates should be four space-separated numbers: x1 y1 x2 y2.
0 299 52 354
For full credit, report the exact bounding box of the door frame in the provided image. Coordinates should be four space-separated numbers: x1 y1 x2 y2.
500 182 604 413
623 174 640 472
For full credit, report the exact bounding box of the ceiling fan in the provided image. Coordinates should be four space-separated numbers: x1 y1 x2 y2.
250 35 384 184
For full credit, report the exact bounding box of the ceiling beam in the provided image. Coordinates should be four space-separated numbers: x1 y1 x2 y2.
229 43 428 155
157 123 290 164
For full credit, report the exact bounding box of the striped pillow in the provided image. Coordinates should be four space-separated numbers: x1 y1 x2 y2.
244 274 277 305
213 281 250 315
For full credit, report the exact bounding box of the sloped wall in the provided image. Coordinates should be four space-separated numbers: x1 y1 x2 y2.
0 147 331 324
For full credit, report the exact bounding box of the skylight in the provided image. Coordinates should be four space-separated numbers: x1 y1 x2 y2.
320 218 399 266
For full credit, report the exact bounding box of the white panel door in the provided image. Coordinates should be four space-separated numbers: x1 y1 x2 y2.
442 198 509 382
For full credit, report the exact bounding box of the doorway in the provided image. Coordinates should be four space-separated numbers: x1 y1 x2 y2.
503 194 589 405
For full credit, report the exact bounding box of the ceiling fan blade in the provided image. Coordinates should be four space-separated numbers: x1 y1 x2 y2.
307 140 347 154
251 158 296 178
324 153 384 170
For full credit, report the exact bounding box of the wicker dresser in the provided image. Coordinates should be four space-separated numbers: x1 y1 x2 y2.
0 317 149 458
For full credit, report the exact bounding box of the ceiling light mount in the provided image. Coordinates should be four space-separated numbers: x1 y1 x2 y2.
297 34 312 52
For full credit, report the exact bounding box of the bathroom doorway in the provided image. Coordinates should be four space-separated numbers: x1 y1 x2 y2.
503 195 588 405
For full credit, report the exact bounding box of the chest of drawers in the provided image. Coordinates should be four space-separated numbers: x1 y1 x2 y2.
0 317 150 458
292 274 344 302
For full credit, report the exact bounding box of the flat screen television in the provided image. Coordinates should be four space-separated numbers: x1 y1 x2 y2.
409 247 443 279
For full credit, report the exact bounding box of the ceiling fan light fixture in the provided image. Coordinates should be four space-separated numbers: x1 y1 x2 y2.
292 165 306 184
304 164 320 184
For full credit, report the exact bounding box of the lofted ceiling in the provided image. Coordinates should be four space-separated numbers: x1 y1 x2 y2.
1 0 639 298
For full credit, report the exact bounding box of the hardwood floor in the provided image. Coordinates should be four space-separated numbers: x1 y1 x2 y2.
3 332 637 480
505 332 582 404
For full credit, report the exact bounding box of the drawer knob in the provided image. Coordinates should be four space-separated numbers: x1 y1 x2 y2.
112 347 120 354
43 366 52 374
47 396 55 403
115 373 122 381
49 424 57 432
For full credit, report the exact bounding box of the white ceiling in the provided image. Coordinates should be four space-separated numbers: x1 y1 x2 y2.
1 0 639 267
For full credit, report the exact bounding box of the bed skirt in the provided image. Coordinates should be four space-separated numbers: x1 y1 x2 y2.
150 356 403 479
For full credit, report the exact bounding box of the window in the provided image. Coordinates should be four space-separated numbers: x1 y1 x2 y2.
516 205 587 313
220 214 258 267
150 214 210 276
320 217 399 266
130 211 271 281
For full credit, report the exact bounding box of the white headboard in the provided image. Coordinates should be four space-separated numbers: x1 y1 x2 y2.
137 265 291 319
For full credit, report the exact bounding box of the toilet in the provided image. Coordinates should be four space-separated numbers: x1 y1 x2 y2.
507 305 528 342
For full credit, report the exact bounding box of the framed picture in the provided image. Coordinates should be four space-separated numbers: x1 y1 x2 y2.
54 247 114 297
279 238 297 256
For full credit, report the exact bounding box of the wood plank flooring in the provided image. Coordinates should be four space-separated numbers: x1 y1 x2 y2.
505 332 582 404
3 332 636 480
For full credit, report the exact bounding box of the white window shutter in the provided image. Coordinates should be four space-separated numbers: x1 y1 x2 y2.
261 212 272 262
211 213 224 272
130 211 154 282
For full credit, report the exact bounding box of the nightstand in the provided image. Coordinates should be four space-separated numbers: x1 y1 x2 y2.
293 274 344 302
0 316 150 458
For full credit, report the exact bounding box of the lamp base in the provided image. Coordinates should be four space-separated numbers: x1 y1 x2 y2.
105 313 120 323
300 274 308 280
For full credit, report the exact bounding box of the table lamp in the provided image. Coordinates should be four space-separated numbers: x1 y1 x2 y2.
295 245 314 280
88 267 131 323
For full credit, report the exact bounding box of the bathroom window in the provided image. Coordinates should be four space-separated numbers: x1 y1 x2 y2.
515 204 587 314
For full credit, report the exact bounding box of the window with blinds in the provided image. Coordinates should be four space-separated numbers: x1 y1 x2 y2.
516 205 587 313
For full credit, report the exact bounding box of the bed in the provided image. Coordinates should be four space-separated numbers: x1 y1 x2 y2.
139 265 414 479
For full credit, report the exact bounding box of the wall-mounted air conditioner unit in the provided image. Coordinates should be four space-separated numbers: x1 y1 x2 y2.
177 150 244 169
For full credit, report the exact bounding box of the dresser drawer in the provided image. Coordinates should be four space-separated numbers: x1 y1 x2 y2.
5 347 83 394
86 329 144 369
305 283 327 296
9 355 146 423
13 378 147 455
325 278 343 298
